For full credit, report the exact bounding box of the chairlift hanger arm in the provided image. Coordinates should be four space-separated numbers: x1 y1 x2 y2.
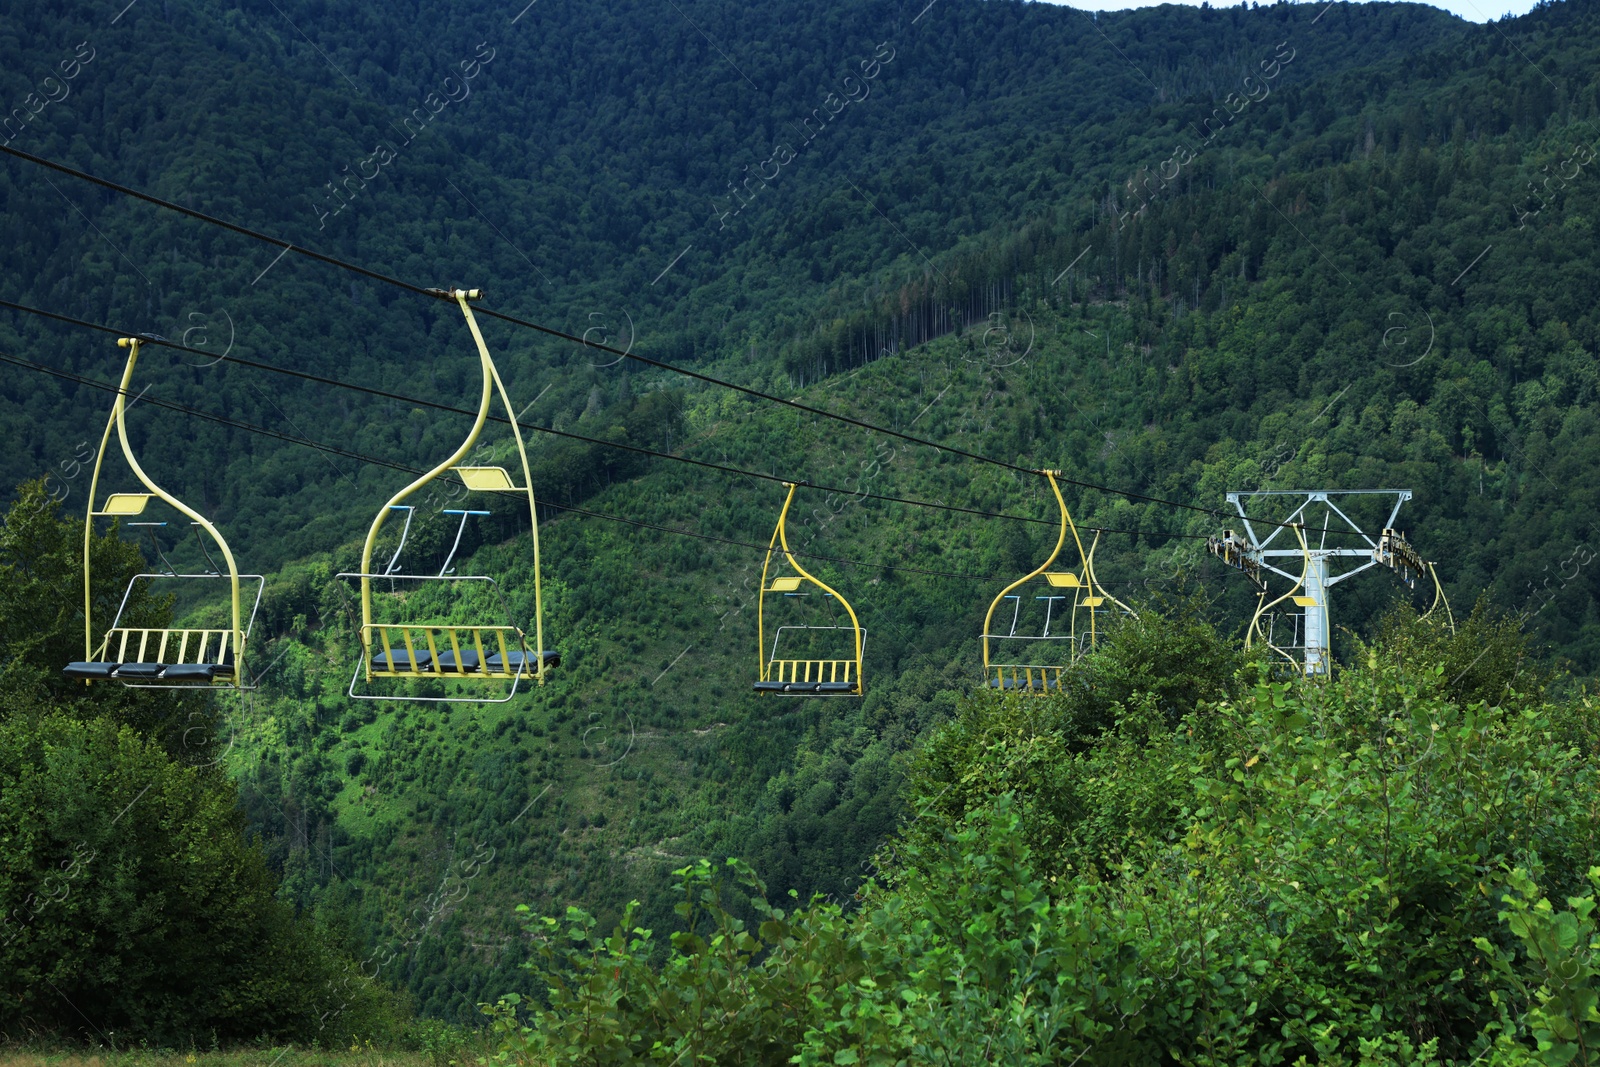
1081 529 1136 620
459 290 547 680
358 292 495 615
1422 561 1455 632
772 484 864 671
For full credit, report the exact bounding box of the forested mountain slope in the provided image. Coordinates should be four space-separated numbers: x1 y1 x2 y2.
5 0 1600 1029
2 0 1461 559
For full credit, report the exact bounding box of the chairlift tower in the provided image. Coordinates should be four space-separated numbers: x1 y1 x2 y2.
1222 490 1414 676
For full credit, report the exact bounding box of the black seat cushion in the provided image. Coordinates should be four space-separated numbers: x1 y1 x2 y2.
64 662 120 680
485 650 559 671
816 682 858 694
753 681 785 692
114 663 165 679
782 682 822 694
372 649 433 671
162 663 223 681
435 650 482 672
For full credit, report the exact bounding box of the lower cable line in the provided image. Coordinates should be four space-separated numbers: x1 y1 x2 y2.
0 349 1004 582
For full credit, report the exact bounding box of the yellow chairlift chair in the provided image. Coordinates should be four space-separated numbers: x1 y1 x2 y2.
754 483 865 696
63 337 263 689
981 470 1135 694
338 288 556 703
1246 522 1317 672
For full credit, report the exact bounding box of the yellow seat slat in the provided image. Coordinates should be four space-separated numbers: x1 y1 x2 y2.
366 623 532 680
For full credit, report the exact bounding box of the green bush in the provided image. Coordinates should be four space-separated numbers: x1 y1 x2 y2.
1478 867 1600 1066
0 708 404 1045
901 595 1250 876
484 650 1600 1064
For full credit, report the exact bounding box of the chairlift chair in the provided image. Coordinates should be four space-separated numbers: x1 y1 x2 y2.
63 337 264 689
981 470 1135 694
754 483 865 696
338 288 556 703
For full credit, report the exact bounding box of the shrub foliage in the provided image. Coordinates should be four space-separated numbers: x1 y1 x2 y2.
485 616 1600 1065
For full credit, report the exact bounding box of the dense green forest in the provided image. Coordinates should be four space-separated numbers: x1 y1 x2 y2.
3 0 1600 1058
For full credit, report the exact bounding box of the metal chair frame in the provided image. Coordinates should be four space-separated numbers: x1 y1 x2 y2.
981 470 1134 694
755 483 866 696
70 337 257 689
343 288 552 703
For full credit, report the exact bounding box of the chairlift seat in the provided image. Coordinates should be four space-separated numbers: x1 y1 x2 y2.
752 679 857 694
486 650 560 671
114 663 166 679
987 676 1056 691
434 650 483 672
167 647 235 681
372 648 433 671
66 646 236 684
162 658 235 681
425 647 561 673
986 664 1066 692
63 661 120 680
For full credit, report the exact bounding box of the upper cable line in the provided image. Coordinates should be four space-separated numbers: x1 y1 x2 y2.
0 141 1284 529
0 296 1223 543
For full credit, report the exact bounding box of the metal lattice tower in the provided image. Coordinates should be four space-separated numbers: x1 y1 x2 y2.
1221 490 1415 676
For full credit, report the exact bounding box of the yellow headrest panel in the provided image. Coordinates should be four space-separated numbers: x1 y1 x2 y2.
1045 572 1081 588
1293 596 1318 607
100 493 152 516
1081 596 1104 607
769 576 803 592
455 466 518 491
